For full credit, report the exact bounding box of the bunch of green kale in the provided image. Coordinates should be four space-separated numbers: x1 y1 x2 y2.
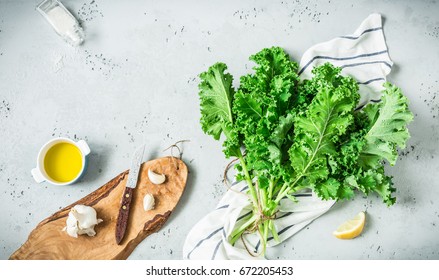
197 47 413 254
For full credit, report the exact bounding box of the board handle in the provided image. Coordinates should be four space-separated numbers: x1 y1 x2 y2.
115 187 134 245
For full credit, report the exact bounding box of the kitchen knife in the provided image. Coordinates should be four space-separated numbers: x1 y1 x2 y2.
115 144 145 245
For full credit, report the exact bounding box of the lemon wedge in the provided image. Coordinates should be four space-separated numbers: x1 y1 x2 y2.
333 211 366 239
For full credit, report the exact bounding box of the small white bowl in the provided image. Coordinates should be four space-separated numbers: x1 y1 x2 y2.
31 137 90 186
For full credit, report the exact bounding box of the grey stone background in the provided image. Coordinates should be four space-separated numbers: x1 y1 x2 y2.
0 0 438 259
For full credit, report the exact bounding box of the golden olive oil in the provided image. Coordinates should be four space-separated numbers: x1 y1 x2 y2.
44 142 82 183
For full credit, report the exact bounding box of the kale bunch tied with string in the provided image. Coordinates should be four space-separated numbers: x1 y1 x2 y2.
197 46 413 255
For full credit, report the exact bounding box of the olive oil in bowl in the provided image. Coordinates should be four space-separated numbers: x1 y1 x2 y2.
43 142 83 183
32 137 90 185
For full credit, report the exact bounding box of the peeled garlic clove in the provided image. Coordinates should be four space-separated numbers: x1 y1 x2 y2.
148 169 166 184
143 193 155 211
64 215 79 238
78 227 98 237
63 205 103 238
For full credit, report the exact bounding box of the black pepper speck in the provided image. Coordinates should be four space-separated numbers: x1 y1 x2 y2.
77 0 104 22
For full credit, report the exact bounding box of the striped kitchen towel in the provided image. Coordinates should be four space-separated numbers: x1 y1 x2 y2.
183 13 393 260
299 13 392 106
183 181 335 260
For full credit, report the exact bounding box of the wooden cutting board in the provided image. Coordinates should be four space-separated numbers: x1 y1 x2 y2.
10 156 188 260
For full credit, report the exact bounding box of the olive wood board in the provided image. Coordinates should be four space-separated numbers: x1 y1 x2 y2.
10 156 188 260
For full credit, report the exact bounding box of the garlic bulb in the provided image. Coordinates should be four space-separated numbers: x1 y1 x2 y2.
63 205 103 238
143 193 155 211
148 169 166 184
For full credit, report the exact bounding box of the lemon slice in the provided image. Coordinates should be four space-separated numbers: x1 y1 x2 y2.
333 211 366 239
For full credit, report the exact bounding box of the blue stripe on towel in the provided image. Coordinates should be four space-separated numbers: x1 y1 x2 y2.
298 50 388 75
276 212 294 219
341 60 392 69
211 229 228 259
358 77 385 85
237 211 252 221
355 104 366 111
211 240 223 260
293 193 312 197
216 204 229 210
254 224 296 252
188 211 253 259
339 27 382 40
275 224 296 236
187 227 223 259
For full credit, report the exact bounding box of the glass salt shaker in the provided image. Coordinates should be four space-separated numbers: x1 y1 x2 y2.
37 0 85 46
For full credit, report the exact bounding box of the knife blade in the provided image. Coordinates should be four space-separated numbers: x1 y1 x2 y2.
115 144 145 245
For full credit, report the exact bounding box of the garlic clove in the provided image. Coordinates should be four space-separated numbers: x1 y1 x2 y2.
63 221 79 238
64 205 102 238
66 228 78 238
143 193 155 211
148 169 166 184
78 227 96 237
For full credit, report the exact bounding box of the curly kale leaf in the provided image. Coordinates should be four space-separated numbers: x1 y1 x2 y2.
359 82 414 168
288 64 360 195
233 47 300 183
321 82 413 205
198 63 241 157
198 63 234 139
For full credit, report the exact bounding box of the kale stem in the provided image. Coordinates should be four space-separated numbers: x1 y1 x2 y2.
229 214 258 244
274 183 289 204
268 180 275 200
274 179 304 204
237 151 258 208
260 220 269 254
259 187 267 213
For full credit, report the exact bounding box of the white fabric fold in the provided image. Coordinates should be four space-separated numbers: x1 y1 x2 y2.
183 13 393 260
183 181 335 260
299 13 392 106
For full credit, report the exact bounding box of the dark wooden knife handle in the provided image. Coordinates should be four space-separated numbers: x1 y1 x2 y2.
115 187 134 245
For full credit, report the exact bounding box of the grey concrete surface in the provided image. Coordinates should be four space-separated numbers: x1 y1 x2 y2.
0 0 438 259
